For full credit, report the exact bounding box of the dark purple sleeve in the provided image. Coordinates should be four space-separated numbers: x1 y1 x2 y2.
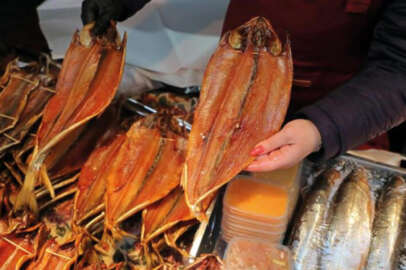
120 0 151 20
297 0 406 161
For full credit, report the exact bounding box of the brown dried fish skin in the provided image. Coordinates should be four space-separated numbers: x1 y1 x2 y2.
366 176 406 270
0 70 39 135
182 17 292 219
15 25 126 215
321 167 374 270
105 116 186 234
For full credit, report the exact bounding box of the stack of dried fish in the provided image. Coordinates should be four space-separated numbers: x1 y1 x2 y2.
0 16 293 269
0 58 57 159
15 22 126 216
289 160 406 270
0 23 128 269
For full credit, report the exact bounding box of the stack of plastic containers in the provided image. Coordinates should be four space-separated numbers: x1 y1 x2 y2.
223 237 292 270
221 175 289 243
252 163 302 220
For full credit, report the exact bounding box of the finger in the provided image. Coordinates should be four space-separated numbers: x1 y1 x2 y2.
250 129 291 156
246 146 302 172
81 0 99 25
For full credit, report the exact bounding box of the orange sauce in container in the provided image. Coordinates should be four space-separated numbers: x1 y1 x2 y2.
224 176 288 220
252 163 301 220
224 237 292 270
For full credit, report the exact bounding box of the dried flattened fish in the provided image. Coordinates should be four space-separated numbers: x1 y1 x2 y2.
15 24 126 215
47 106 121 180
366 175 406 270
73 130 126 228
182 17 292 219
321 167 374 270
164 221 196 258
0 71 56 157
105 116 187 234
0 227 45 270
0 61 39 135
25 239 76 270
142 187 194 243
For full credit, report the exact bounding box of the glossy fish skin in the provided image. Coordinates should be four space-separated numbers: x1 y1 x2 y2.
0 227 45 270
105 116 187 234
290 164 351 270
182 17 292 219
0 234 35 269
25 239 76 270
321 167 374 270
141 186 194 243
366 176 406 270
15 24 126 215
0 70 55 156
73 132 126 228
0 67 39 135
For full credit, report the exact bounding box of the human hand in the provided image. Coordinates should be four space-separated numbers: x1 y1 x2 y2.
246 119 322 172
81 0 126 35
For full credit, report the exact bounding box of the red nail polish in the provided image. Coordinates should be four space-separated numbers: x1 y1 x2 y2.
251 145 264 156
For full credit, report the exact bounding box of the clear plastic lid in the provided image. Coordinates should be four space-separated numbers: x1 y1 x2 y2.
223 237 292 270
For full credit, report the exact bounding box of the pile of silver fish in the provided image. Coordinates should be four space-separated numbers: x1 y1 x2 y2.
289 160 406 270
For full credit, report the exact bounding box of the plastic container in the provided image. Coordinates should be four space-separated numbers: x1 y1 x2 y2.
221 227 283 243
221 223 284 243
224 176 289 221
223 237 292 270
251 163 302 220
221 176 289 243
222 215 286 234
223 205 288 226
222 211 287 231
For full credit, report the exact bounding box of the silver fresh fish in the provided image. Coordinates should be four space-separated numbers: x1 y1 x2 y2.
290 162 351 270
321 167 374 270
366 176 406 270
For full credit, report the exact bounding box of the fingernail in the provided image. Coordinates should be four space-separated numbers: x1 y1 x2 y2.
251 145 264 156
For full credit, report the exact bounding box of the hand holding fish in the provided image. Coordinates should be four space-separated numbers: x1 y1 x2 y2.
246 119 321 172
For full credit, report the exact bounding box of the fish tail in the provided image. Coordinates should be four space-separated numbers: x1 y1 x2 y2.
40 164 55 198
14 185 39 215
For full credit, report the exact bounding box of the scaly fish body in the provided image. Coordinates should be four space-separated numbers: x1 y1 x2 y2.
366 176 406 270
290 163 351 270
321 167 374 270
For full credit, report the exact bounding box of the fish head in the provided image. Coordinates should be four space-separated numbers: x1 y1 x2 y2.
226 17 283 56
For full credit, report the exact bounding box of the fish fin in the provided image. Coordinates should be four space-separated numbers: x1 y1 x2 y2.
40 164 55 198
13 165 39 215
14 185 39 215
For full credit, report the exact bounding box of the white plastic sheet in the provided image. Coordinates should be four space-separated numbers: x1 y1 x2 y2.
38 0 230 88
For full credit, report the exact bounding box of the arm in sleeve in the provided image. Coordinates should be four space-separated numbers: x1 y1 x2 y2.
298 0 406 161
